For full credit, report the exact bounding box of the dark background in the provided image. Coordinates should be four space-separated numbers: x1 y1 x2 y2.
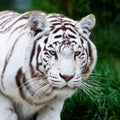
0 0 120 120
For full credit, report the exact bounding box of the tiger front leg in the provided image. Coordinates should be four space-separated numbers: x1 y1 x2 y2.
0 93 18 120
36 100 64 120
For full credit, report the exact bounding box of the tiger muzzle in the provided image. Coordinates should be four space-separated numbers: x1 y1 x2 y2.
59 73 74 82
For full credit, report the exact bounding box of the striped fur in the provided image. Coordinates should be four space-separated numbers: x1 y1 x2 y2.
0 10 97 120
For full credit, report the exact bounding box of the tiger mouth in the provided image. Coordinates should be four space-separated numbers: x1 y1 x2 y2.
52 85 78 90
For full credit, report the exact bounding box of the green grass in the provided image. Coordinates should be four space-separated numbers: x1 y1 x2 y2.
61 23 120 120
61 57 120 120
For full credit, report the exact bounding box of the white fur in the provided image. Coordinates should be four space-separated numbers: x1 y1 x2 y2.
0 11 97 120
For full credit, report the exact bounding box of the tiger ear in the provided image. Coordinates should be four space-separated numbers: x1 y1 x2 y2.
75 14 96 37
28 13 50 35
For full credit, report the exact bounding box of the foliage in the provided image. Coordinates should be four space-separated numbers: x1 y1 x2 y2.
93 19 120 55
31 0 120 27
0 0 13 10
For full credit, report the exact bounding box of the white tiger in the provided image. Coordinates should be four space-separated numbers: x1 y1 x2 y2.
0 10 97 120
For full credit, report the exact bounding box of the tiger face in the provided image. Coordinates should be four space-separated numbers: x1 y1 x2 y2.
28 12 97 94
44 39 87 89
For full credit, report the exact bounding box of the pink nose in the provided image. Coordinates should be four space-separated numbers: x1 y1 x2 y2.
59 73 74 82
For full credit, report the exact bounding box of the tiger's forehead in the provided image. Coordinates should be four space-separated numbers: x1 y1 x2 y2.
46 14 77 34
47 39 83 52
45 14 83 48
43 13 88 52
46 13 76 25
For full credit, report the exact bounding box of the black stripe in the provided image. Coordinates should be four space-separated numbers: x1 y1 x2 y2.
68 34 76 39
16 68 56 105
29 39 38 77
67 27 76 34
88 42 92 58
54 35 62 38
52 23 61 26
16 68 26 100
16 68 35 104
0 13 30 33
82 42 93 74
36 45 44 74
1 33 25 89
30 41 37 63
64 23 75 27
44 38 48 44
0 13 19 20
10 24 26 36
50 20 58 22
36 45 41 64
43 58 47 62
0 17 13 28
52 27 62 34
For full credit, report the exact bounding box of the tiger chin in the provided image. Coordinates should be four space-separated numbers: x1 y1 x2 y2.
0 10 97 120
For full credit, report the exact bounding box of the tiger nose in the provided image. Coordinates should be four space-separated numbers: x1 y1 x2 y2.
59 73 74 82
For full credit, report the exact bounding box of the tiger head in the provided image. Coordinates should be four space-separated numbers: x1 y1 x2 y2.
27 12 97 97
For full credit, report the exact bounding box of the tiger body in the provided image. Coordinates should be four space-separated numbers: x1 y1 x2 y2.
0 11 97 120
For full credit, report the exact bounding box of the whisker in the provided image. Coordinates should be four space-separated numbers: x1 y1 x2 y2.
16 77 51 98
88 76 108 80
79 79 103 101
90 72 102 76
19 80 50 99
88 73 108 80
17 78 47 90
33 84 50 98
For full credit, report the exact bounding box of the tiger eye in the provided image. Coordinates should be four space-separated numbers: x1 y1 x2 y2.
74 51 81 56
49 50 56 55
